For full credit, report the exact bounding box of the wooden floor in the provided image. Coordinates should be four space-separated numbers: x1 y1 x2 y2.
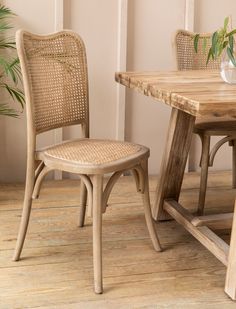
1 171 236 308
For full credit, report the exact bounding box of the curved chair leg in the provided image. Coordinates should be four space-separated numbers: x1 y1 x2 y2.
32 166 51 199
140 160 162 252
131 169 141 192
13 161 35 261
232 140 236 189
198 135 211 215
78 180 87 227
92 175 103 294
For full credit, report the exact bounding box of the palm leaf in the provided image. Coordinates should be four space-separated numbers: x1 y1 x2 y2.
0 37 15 49
0 5 15 19
0 22 12 32
1 83 25 109
0 103 18 117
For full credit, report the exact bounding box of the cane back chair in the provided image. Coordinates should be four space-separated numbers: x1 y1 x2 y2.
13 30 161 294
174 29 236 215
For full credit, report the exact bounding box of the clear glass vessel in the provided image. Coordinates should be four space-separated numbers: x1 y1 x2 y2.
220 51 236 84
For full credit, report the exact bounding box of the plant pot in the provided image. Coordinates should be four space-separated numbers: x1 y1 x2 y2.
220 51 236 84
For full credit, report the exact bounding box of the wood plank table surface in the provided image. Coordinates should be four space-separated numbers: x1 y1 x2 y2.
115 69 236 301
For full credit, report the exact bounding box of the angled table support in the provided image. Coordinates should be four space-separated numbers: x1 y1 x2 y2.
153 107 195 220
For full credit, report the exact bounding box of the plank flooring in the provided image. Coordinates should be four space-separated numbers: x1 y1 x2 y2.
0 171 236 308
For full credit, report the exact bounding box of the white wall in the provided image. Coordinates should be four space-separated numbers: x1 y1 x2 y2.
126 0 185 174
1 0 236 182
1 0 56 182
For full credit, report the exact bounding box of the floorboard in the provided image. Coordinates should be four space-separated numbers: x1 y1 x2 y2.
0 171 235 308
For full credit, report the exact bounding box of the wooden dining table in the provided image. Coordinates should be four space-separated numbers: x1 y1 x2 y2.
115 69 236 300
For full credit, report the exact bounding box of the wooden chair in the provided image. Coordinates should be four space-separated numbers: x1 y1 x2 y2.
174 29 236 215
13 30 161 294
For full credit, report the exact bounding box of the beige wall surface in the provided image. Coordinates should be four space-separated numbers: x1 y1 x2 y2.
1 0 236 182
126 0 185 174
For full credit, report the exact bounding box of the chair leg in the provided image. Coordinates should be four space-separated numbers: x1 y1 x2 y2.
198 135 211 215
92 175 103 294
78 181 87 227
141 160 162 252
232 140 236 189
13 164 35 261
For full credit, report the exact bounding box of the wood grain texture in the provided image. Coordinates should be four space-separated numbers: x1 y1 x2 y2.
164 199 229 266
225 201 236 300
0 171 235 308
153 108 195 220
115 70 236 118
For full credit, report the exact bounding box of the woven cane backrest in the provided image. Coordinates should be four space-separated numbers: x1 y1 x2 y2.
175 29 220 71
16 30 89 134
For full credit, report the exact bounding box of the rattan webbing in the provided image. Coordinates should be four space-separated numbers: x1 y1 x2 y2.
42 139 142 165
23 32 88 134
175 30 220 71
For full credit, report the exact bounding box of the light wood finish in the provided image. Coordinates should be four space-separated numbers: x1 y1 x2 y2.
92 175 103 294
192 213 233 229
153 108 195 220
233 140 236 188
13 30 161 294
1 172 236 308
115 70 236 118
164 199 229 266
225 201 236 300
116 69 236 300
174 29 236 214
198 135 210 214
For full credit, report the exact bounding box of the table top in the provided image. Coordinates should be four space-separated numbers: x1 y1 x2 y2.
115 70 236 118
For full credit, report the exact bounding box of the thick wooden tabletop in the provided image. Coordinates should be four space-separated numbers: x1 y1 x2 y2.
115 70 236 118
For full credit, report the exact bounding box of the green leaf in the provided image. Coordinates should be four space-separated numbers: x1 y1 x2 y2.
206 47 213 65
0 56 22 84
226 29 236 37
0 37 15 49
203 37 207 53
0 103 18 117
227 47 236 67
194 34 200 53
0 22 12 32
0 5 15 20
2 84 25 109
223 40 228 49
224 16 229 30
229 35 234 52
211 31 218 57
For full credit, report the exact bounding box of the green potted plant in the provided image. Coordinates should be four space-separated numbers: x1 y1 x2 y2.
194 16 236 84
0 4 24 117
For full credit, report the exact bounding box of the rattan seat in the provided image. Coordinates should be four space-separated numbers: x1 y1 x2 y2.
174 29 236 215
36 139 148 173
13 29 161 294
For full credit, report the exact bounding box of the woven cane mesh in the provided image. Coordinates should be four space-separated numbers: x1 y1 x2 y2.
22 32 88 134
42 139 143 165
175 30 220 71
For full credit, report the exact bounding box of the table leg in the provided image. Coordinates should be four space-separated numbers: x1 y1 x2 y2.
225 201 236 300
153 107 195 221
